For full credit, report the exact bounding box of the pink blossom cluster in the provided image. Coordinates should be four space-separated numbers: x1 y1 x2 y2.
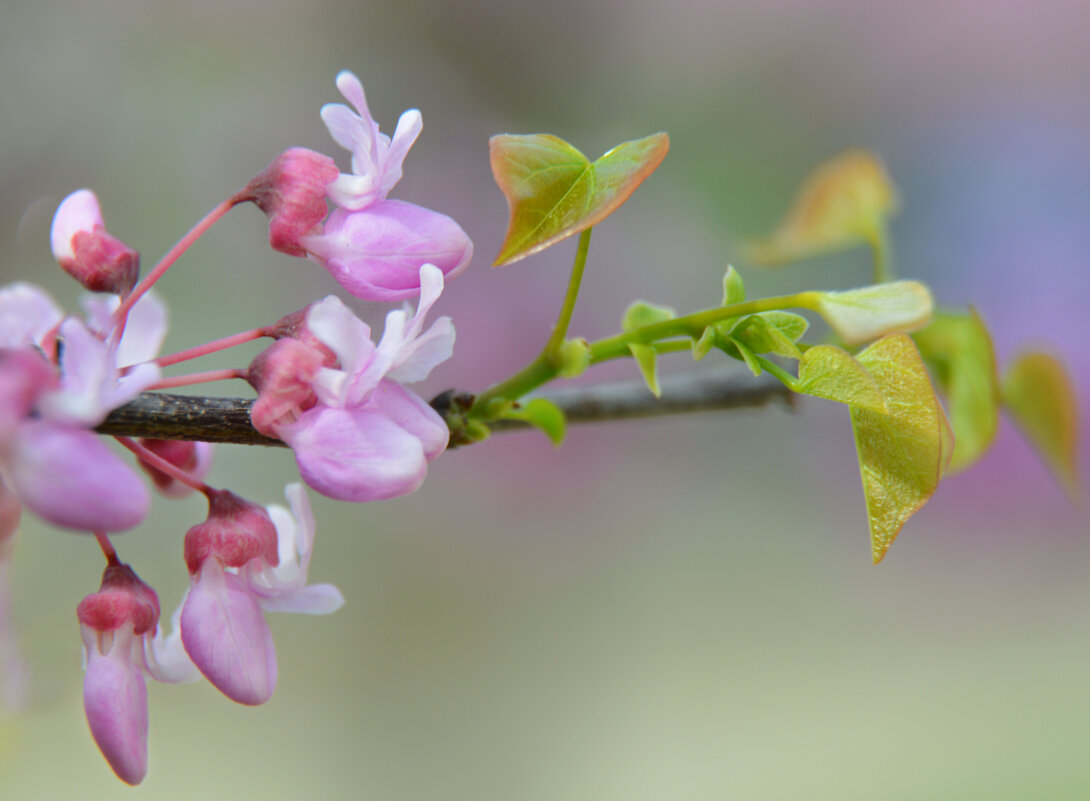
0 71 470 784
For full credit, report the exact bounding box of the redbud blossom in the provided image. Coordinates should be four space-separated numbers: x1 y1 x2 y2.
77 563 161 785
51 190 140 296
180 486 341 705
246 337 331 437
242 147 339 257
278 264 451 502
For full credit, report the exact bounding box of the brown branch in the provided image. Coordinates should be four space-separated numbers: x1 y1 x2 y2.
95 369 795 447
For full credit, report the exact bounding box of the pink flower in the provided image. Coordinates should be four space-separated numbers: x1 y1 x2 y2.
179 486 342 705
242 147 340 257
278 263 452 502
78 563 198 785
51 190 140 296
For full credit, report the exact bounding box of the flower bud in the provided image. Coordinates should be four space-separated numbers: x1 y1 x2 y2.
241 147 339 257
246 338 329 438
51 190 140 295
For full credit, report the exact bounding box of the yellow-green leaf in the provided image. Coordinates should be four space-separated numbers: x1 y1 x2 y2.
501 398 567 446
730 312 808 359
628 342 661 396
722 265 745 305
745 149 899 266
796 345 886 414
914 309 999 473
622 300 675 332
491 132 669 266
730 337 763 377
850 335 953 563
1002 352 1081 500
811 280 933 346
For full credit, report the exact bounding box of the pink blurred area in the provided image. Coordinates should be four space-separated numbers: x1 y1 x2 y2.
0 1 1087 799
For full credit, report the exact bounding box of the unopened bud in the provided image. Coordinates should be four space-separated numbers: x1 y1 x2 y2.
51 190 140 295
240 147 339 257
136 439 214 498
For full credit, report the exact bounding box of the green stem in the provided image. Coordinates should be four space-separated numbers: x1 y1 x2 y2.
544 228 593 364
753 354 800 390
868 221 894 283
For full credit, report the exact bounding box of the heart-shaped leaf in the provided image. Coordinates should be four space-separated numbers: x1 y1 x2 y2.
849 335 953 563
913 309 999 473
796 345 886 414
745 149 898 266
491 132 669 266
811 280 933 346
1001 352 1080 500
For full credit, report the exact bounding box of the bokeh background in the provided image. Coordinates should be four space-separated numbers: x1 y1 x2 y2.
1 0 1088 798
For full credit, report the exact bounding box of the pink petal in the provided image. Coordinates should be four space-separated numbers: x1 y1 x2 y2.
180 560 277 706
369 381 449 460
50 189 104 262
81 625 149 785
0 283 64 348
302 199 473 302
282 405 429 502
10 421 149 532
258 583 344 615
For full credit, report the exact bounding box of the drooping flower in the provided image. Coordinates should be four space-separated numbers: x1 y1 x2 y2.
78 562 198 785
275 263 452 502
51 189 140 296
179 485 342 705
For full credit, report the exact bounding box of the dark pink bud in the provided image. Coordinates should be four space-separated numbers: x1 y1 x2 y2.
51 190 140 295
135 438 213 498
77 563 160 637
246 338 329 437
241 147 339 257
184 489 279 574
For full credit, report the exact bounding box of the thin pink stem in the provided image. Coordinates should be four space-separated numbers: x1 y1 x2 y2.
156 327 271 368
115 436 211 495
93 532 120 566
114 198 239 326
148 368 246 391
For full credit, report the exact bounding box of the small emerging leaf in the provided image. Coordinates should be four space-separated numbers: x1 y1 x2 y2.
627 342 661 396
745 150 899 266
812 280 933 346
692 326 716 361
914 309 999 472
622 300 675 332
730 312 808 359
522 398 567 446
722 265 745 305
730 337 763 377
491 132 669 266
796 345 886 414
1002 352 1080 500
849 335 953 563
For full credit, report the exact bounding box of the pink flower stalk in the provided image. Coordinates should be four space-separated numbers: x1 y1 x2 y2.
277 263 452 502
179 486 342 705
51 190 140 296
78 562 198 785
135 439 215 498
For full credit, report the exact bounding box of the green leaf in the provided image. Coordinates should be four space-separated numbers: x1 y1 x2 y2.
796 345 886 414
622 300 675 332
849 335 953 563
501 398 567 446
491 132 670 266
729 312 808 359
811 280 933 346
692 326 716 361
1001 352 1081 501
730 337 763 377
913 309 999 473
722 265 745 305
745 149 899 266
627 342 661 396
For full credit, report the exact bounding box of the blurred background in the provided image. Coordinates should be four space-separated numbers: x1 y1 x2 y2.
1 0 1088 798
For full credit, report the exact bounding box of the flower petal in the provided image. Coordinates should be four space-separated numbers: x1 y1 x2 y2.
258 583 344 615
180 559 277 705
0 283 64 348
81 625 149 785
282 405 430 502
10 421 149 532
50 189 104 262
369 380 449 460
302 199 472 302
